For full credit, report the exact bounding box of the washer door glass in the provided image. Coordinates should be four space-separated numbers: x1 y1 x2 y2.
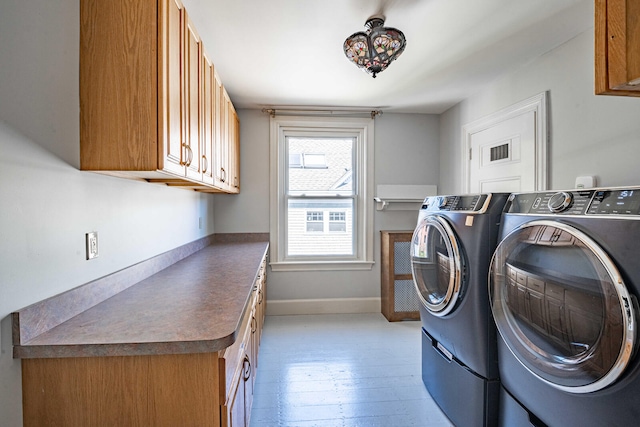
411 215 464 317
489 220 635 393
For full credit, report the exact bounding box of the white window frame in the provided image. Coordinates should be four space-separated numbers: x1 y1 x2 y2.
269 115 375 271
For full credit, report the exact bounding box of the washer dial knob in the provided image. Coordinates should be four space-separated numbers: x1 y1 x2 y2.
548 191 573 212
438 196 449 209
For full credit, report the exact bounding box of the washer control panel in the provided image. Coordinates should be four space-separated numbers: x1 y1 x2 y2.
420 194 490 213
506 187 640 216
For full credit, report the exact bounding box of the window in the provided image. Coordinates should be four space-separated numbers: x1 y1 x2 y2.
304 211 347 234
270 116 375 271
301 153 327 168
306 211 324 232
329 212 346 232
288 153 328 169
289 153 303 168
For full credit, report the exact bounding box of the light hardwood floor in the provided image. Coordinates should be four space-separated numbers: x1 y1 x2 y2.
250 313 453 427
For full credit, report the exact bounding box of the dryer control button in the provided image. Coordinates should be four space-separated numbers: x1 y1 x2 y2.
548 191 573 212
532 197 541 209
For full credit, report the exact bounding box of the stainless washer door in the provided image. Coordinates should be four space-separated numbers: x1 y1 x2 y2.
411 215 464 317
489 220 636 393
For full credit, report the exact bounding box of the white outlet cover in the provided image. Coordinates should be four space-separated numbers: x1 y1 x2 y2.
575 176 596 189
86 232 99 260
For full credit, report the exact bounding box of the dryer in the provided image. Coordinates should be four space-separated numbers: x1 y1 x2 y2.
411 193 509 427
489 187 640 427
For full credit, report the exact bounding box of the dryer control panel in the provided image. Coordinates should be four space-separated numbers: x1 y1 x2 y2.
505 187 640 216
588 189 640 215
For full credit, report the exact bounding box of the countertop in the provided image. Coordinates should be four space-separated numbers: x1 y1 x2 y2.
13 241 269 359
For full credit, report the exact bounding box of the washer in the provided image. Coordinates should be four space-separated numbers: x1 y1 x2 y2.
489 187 640 427
411 193 509 427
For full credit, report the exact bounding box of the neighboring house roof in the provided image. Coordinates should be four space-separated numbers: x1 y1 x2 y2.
288 138 352 193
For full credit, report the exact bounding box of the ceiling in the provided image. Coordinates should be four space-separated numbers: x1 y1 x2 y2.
188 0 594 114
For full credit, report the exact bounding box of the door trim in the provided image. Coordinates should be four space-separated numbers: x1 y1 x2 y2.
462 91 548 193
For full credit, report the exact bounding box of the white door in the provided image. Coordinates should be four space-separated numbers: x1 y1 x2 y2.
462 92 547 193
469 110 535 193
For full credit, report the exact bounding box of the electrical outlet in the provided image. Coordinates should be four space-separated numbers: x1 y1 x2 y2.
86 232 99 260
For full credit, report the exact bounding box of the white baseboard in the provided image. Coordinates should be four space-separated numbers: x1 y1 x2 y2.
266 297 381 316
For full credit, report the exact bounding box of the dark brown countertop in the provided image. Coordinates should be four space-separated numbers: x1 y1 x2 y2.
13 241 269 359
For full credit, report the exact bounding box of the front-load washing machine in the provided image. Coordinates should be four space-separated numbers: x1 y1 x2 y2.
411 193 510 427
489 187 640 427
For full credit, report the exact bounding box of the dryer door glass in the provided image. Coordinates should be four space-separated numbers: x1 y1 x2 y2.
489 220 635 393
411 215 464 317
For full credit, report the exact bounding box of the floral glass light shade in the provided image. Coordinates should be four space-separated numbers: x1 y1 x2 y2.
343 16 406 78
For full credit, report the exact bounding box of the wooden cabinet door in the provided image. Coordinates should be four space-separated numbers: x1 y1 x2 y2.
184 14 203 181
162 0 202 179
202 51 216 185
243 353 254 426
214 72 230 190
226 368 246 427
162 0 187 175
223 325 253 427
228 103 241 193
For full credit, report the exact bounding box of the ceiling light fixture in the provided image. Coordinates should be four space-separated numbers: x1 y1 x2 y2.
343 15 406 78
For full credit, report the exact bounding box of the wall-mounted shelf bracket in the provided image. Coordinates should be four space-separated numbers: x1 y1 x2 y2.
374 185 437 211
374 198 424 211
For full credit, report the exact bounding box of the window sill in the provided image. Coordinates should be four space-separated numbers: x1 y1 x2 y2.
270 260 375 272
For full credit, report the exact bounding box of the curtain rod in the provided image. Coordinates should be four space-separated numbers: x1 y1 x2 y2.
261 107 383 119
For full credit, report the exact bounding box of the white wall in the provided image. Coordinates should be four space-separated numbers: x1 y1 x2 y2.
215 111 439 311
439 27 640 194
0 1 216 424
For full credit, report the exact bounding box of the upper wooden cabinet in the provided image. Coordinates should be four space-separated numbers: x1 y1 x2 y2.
595 0 640 96
80 0 240 192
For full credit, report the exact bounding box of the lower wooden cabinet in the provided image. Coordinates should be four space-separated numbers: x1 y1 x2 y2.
20 254 268 427
22 353 222 427
222 326 253 427
220 255 266 427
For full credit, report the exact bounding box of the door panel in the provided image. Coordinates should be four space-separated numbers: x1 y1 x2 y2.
470 111 535 193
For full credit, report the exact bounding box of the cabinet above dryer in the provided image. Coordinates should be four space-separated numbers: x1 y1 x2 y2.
595 0 640 96
80 0 240 193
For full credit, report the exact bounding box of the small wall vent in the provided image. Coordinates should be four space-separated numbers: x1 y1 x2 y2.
490 143 509 162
